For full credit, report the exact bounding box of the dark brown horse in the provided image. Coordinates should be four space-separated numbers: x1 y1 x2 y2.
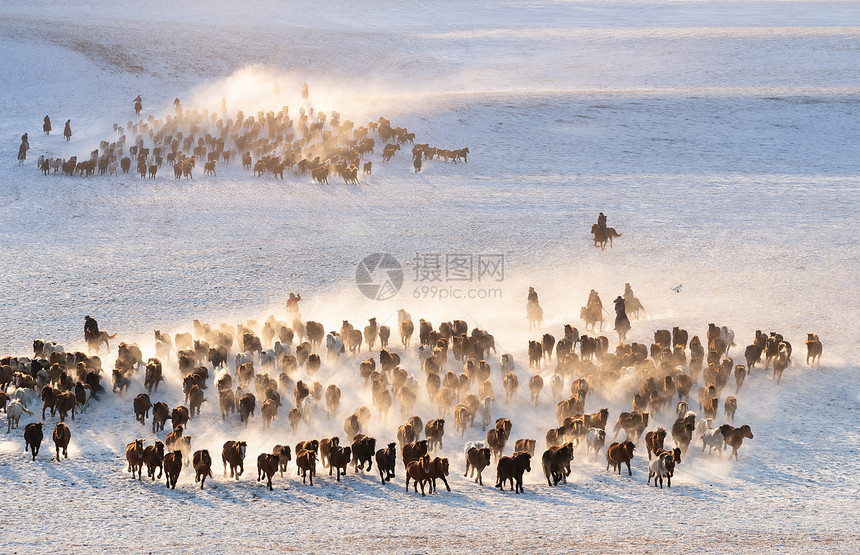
591 224 623 250
606 440 635 475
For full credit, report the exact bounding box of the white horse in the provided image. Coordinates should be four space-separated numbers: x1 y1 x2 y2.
260 349 277 370
42 342 64 358
235 352 253 368
6 399 32 432
585 428 606 461
695 417 714 439
301 398 318 424
274 340 292 358
702 428 724 456
550 374 564 401
478 397 494 430
325 333 344 361
720 326 736 356
12 387 33 408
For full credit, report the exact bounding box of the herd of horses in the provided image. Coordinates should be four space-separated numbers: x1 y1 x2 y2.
25 94 469 186
1 297 824 496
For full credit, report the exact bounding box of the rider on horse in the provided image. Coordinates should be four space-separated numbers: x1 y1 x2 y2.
526 287 543 328
623 283 635 303
286 293 302 313
84 315 100 343
587 289 603 312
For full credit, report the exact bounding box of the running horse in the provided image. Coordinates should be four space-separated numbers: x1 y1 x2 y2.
580 303 604 333
527 300 543 329
591 224 623 251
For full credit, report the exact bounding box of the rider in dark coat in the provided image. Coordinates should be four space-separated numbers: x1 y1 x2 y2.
84 315 100 343
613 296 631 340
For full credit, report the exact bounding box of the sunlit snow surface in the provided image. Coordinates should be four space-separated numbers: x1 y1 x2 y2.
1 1 859 552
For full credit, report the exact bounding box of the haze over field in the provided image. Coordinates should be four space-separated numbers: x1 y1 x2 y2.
1 1 859 552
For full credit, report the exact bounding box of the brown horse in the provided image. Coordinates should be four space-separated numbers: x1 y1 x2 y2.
591 224 623 250
580 305 603 333
805 333 823 367
527 300 543 329
87 331 118 354
719 424 753 460
606 440 635 475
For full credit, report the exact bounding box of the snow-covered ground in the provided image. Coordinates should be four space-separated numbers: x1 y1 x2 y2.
1 1 859 551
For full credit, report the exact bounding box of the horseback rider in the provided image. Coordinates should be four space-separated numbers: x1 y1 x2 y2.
613 295 628 321
20 133 29 151
84 315 100 343
134 95 143 115
613 295 631 341
174 98 182 116
63 120 72 141
43 115 51 135
587 289 603 312
623 283 635 302
526 287 543 328
286 293 302 313
597 212 607 231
